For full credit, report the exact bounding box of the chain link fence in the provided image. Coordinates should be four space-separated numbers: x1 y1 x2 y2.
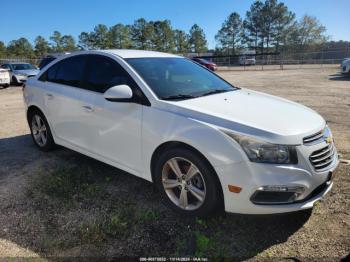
0 58 41 66
197 48 350 71
1 48 349 71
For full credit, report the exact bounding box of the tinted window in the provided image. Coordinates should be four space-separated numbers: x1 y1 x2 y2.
82 55 133 93
1 64 10 69
46 63 59 82
39 57 56 69
53 55 87 87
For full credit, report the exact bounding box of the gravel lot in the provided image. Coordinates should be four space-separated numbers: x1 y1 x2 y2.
0 67 349 260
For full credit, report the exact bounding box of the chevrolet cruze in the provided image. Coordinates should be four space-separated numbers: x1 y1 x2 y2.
23 50 339 216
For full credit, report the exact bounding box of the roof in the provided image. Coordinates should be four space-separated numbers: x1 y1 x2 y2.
100 49 181 59
7 62 31 64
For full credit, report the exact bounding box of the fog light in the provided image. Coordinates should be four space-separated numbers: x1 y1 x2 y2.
251 185 305 205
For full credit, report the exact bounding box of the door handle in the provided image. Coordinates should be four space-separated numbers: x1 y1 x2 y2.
46 93 54 100
82 105 94 112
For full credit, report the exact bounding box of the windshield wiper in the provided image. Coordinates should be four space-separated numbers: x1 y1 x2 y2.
200 89 232 97
161 94 197 101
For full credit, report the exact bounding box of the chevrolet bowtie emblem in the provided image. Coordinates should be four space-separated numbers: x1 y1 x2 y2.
325 136 333 144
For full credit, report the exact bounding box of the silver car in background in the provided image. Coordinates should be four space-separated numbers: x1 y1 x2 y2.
0 62 40 85
341 58 350 74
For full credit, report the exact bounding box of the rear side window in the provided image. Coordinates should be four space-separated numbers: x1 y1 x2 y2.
82 55 134 93
55 56 87 87
40 55 87 87
39 57 56 69
46 63 59 81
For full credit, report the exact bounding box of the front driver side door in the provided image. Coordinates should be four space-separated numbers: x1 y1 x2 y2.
80 55 144 175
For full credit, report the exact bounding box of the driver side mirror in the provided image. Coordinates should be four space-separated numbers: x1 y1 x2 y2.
103 84 133 102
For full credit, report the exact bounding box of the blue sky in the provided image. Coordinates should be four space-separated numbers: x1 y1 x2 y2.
1 0 349 49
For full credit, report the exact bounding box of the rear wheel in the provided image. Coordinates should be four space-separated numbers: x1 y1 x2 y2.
154 147 222 217
28 110 56 151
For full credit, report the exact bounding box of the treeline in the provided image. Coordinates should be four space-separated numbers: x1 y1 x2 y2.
0 21 207 59
216 0 329 55
0 0 342 59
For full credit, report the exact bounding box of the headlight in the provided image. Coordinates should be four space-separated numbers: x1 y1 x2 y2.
224 132 298 164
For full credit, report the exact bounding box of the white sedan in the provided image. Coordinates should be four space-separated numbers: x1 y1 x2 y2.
23 50 339 216
0 68 10 88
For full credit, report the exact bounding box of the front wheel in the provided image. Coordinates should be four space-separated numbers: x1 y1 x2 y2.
154 147 222 217
11 76 19 85
28 110 56 151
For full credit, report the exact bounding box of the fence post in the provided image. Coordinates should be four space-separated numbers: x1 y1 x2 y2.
280 53 283 70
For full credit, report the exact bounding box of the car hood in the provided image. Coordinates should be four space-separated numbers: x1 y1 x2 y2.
14 69 40 76
161 89 325 145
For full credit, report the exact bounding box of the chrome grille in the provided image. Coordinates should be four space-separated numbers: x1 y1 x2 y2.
309 143 335 171
303 130 324 145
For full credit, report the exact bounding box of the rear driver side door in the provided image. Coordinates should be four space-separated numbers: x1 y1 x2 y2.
79 55 144 174
41 55 97 151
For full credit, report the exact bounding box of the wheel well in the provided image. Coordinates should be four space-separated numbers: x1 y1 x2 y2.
150 141 224 208
27 105 43 122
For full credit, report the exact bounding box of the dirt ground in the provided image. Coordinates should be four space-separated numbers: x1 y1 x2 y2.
0 67 349 260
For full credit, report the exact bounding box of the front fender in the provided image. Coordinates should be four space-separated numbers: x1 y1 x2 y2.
141 106 245 181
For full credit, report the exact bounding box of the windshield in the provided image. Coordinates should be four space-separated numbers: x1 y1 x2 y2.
12 64 36 70
126 57 237 100
195 58 210 64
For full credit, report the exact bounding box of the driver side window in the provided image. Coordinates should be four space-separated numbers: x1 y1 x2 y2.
82 55 135 93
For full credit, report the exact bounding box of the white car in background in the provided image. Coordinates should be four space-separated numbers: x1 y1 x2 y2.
0 68 10 88
341 58 350 74
239 56 256 66
23 50 339 216
1 62 40 85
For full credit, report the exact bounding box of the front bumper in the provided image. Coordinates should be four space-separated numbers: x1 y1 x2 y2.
14 74 28 83
341 63 350 74
215 142 339 214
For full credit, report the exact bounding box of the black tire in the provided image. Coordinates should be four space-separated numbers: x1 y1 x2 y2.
11 76 18 85
154 147 222 217
28 109 56 151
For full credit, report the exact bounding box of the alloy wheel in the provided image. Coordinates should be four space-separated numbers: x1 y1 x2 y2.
162 157 206 210
31 114 47 147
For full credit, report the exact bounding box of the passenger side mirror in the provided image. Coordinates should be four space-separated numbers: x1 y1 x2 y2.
103 84 133 102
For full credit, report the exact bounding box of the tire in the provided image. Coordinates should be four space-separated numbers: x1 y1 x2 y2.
11 76 18 85
28 109 56 151
154 147 222 217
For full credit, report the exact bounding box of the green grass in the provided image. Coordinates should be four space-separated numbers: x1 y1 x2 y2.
28 165 104 205
194 231 210 257
79 219 106 243
136 208 160 224
105 213 128 237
